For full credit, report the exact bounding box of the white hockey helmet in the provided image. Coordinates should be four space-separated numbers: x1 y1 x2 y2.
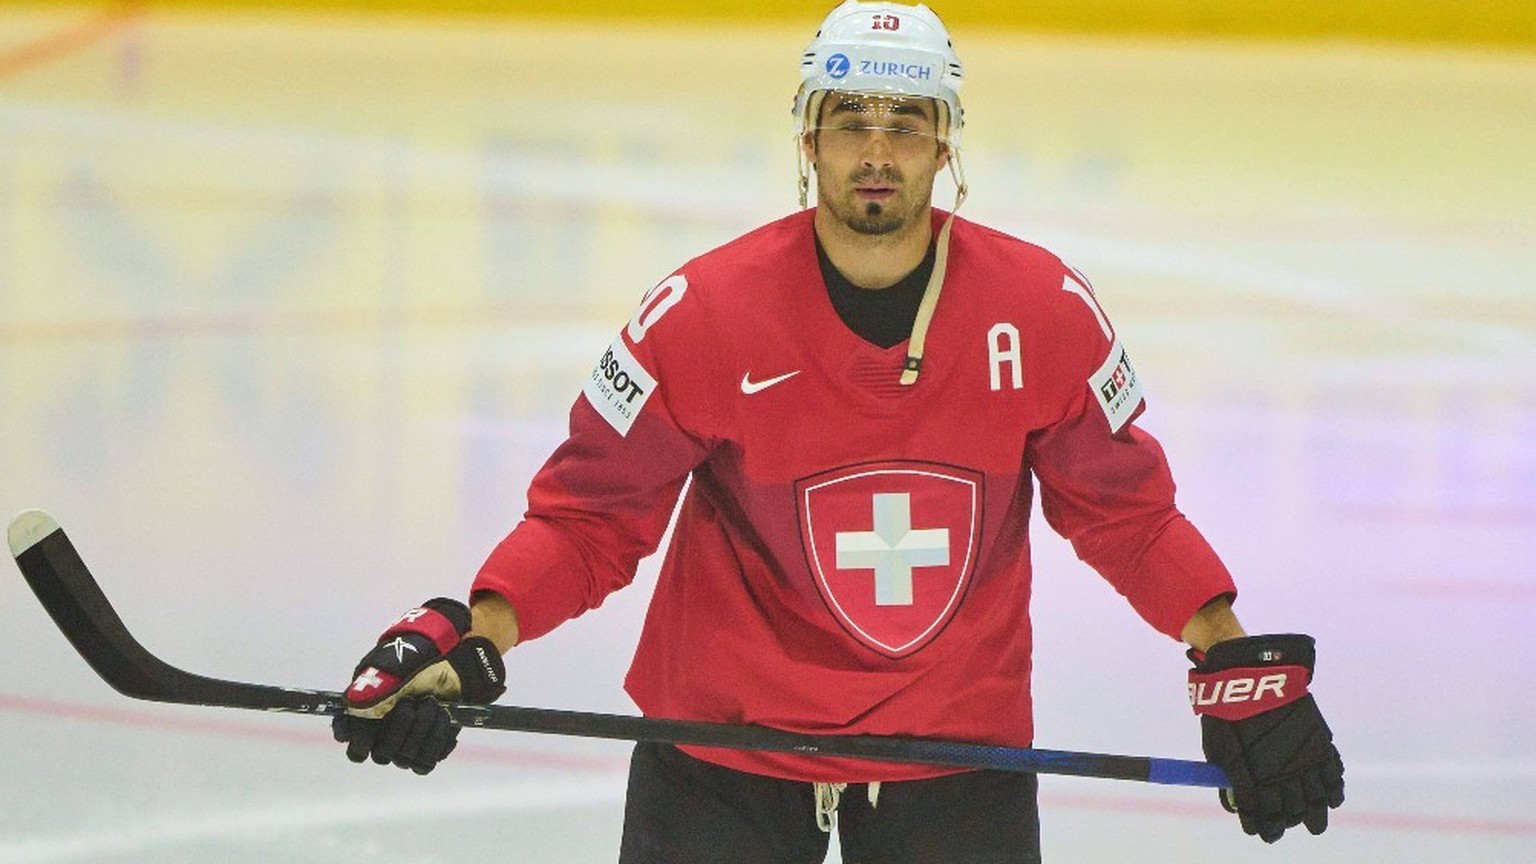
793 1 965 147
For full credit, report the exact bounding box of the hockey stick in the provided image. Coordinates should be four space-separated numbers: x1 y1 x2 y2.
8 509 1228 788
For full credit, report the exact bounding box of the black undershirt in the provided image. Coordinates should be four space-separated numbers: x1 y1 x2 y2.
816 235 937 349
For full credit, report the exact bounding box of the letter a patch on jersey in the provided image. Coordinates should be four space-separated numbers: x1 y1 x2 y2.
584 336 657 436
1089 338 1145 434
796 462 983 659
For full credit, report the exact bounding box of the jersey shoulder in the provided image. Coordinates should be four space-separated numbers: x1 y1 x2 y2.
645 211 820 342
949 215 1122 383
611 214 815 418
680 210 816 292
950 216 1074 298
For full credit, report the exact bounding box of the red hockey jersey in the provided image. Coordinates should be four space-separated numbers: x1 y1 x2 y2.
472 209 1236 782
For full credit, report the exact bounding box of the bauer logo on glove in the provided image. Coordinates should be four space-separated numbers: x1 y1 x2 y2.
1188 665 1310 721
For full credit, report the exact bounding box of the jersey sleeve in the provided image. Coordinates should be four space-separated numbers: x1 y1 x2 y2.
1026 268 1237 639
471 272 724 642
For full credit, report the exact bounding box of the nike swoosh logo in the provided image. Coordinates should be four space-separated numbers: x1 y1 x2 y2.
740 370 801 395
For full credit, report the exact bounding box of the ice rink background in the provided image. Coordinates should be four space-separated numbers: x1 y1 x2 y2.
1 4 1533 862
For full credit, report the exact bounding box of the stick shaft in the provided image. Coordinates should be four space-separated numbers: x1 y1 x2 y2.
8 510 1229 788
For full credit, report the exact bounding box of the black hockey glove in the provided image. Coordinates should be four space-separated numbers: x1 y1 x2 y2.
332 597 506 774
1189 634 1345 843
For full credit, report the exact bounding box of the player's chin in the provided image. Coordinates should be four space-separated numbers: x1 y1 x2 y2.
855 201 915 235
846 212 904 235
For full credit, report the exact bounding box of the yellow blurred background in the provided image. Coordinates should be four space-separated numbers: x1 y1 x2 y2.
10 0 1536 47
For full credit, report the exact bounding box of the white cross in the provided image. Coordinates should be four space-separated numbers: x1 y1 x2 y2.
351 667 385 692
835 493 950 606
396 607 431 625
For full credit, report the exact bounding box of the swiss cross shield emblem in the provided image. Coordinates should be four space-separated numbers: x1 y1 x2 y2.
796 461 984 659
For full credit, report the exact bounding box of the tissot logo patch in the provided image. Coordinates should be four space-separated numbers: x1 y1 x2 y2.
1089 338 1144 434
796 462 983 659
583 336 656 436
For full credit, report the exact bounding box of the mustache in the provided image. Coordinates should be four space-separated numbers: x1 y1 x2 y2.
851 168 903 186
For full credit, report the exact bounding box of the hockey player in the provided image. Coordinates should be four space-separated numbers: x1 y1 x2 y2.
333 2 1345 861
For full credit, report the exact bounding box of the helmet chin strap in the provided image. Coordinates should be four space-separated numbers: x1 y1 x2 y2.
797 91 827 210
901 105 967 386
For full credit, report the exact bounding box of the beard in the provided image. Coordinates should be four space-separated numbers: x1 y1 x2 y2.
822 167 932 236
845 200 905 235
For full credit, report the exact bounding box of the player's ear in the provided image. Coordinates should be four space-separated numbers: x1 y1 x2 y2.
800 131 817 166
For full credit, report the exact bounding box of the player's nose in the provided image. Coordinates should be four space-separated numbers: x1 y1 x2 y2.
858 131 897 168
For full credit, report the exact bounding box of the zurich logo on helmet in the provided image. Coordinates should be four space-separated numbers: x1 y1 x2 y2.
825 53 851 79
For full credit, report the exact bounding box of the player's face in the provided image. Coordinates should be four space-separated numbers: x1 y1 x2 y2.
805 93 949 236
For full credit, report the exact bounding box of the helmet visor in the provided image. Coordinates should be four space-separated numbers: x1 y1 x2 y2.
807 92 948 154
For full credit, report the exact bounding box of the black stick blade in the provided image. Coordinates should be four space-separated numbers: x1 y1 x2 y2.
8 510 340 714
10 510 173 699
